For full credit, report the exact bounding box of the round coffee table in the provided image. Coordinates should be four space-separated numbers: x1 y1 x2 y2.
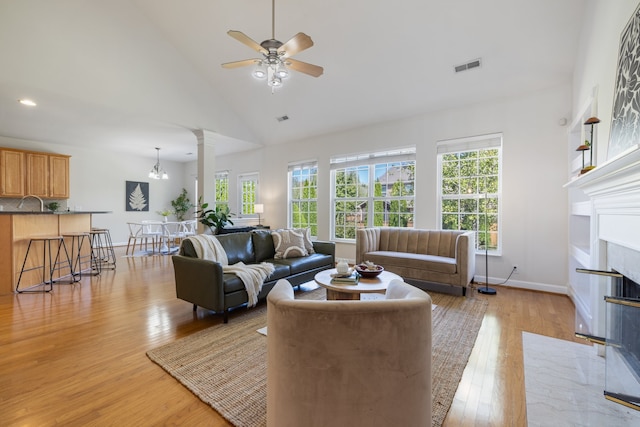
314 268 402 300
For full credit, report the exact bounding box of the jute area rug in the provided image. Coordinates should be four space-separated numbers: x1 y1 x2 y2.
147 287 488 427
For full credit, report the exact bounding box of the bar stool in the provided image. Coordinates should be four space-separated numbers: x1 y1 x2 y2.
16 236 73 293
62 232 92 281
90 228 116 273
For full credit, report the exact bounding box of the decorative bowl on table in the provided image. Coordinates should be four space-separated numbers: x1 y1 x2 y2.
355 264 384 278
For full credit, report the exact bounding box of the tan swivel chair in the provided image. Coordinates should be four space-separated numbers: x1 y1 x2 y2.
267 279 432 427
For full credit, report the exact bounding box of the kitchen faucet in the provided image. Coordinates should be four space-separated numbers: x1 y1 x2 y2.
17 195 45 212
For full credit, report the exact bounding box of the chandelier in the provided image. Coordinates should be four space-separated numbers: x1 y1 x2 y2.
149 147 168 180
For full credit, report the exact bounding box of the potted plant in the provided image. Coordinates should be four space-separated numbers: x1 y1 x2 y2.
197 197 234 234
45 202 60 212
171 188 195 221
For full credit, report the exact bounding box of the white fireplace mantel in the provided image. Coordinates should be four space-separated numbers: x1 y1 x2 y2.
566 144 640 340
565 144 640 198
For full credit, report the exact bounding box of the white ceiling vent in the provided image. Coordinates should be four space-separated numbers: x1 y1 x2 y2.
454 58 482 73
276 115 289 122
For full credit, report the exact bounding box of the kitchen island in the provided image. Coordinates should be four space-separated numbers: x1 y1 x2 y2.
0 211 110 294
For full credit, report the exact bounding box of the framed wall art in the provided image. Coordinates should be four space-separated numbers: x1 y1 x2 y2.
608 2 640 160
126 181 149 212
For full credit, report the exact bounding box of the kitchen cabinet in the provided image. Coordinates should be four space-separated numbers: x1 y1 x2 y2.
49 155 69 198
0 148 70 199
0 149 25 197
26 152 49 197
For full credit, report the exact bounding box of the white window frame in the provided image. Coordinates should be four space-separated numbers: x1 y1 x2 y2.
215 171 229 210
330 147 416 242
238 172 259 217
288 160 318 237
436 133 503 255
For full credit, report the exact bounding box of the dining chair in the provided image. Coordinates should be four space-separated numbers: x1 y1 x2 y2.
126 222 161 255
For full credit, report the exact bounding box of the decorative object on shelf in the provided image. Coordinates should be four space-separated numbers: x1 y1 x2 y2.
171 188 194 221
576 143 589 174
196 196 234 234
148 147 168 180
580 116 601 174
221 0 323 92
125 181 149 212
608 2 640 160
254 203 264 225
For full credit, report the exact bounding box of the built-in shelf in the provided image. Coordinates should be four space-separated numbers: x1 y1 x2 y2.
571 201 591 216
566 99 597 336
570 244 590 267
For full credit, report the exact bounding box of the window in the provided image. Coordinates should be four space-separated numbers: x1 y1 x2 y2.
215 171 229 209
288 161 318 236
331 148 416 240
238 172 259 216
437 134 502 254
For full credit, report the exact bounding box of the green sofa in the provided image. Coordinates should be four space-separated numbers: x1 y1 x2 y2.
172 230 335 322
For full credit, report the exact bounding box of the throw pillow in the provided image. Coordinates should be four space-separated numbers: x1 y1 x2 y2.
294 228 315 254
272 229 309 259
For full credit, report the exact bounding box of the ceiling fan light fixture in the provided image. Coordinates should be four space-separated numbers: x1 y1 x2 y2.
221 0 323 91
268 76 282 87
275 64 288 79
252 62 267 79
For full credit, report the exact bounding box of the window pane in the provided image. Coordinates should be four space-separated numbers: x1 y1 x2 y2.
240 175 258 215
438 137 502 253
332 157 415 240
289 165 318 237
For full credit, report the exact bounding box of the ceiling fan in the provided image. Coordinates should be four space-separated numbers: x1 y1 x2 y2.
221 0 323 89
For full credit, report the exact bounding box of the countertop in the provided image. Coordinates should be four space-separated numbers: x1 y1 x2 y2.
0 211 112 215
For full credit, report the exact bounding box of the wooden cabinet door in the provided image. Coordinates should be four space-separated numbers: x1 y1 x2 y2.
49 155 69 199
26 153 49 197
0 150 25 197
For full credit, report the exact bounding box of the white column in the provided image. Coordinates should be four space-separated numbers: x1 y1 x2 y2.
193 129 218 233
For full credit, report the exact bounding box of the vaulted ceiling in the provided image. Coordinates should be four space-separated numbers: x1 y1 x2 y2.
0 0 586 162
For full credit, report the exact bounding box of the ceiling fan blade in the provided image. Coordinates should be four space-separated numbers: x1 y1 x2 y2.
227 30 268 55
286 58 324 77
221 59 260 69
278 32 314 58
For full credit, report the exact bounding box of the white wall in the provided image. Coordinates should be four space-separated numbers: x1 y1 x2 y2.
0 135 191 245
572 0 639 164
210 85 572 293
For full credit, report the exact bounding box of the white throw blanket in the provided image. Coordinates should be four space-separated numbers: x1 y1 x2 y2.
186 235 275 307
187 235 228 265
224 261 275 307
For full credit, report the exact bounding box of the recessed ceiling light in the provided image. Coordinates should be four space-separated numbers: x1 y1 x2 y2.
18 99 37 107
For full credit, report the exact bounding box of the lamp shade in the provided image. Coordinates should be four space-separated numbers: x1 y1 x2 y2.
254 204 264 214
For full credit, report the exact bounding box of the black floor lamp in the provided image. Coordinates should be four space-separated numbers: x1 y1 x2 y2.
478 191 496 295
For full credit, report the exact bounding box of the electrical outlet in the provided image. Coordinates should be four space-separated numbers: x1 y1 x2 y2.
513 264 519 273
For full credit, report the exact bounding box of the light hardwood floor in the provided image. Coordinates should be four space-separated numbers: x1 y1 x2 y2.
0 247 584 426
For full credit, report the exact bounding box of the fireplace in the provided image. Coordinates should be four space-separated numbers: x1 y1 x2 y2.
578 264 640 409
568 147 640 411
